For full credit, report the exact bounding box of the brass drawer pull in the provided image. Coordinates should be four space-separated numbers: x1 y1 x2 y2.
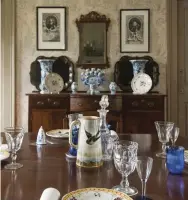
37 101 44 105
148 102 155 108
47 98 52 103
53 101 60 106
132 101 139 107
77 103 83 107
94 100 99 103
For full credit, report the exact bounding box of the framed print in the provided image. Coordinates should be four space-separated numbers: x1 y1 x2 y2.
76 11 110 69
120 9 150 53
36 7 67 50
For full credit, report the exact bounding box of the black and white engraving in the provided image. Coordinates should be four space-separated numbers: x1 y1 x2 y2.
126 15 144 44
42 13 60 42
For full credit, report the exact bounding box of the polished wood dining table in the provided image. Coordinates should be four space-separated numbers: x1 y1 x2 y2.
1 133 188 200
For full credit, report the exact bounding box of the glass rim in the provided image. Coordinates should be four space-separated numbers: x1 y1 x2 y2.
114 140 138 148
154 121 174 125
4 127 24 131
68 113 83 117
166 146 184 150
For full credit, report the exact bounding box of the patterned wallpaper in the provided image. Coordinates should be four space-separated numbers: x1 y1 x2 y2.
16 0 167 130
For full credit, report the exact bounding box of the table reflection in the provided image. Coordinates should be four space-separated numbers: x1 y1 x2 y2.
167 174 185 199
4 170 23 200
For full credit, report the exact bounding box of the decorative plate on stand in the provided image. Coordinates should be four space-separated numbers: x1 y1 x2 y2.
45 73 64 94
131 73 152 94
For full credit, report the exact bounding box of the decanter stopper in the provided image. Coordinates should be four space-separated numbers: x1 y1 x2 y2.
99 95 109 110
36 126 47 145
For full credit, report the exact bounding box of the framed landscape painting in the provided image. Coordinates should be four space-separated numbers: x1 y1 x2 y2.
120 9 150 53
36 7 67 50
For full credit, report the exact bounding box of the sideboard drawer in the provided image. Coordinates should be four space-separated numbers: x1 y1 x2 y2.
125 97 163 111
30 96 69 109
70 96 101 111
70 96 122 111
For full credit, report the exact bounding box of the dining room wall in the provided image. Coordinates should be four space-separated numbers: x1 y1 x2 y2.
16 0 167 130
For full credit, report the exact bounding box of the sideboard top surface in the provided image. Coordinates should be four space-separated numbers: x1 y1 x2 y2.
26 92 166 97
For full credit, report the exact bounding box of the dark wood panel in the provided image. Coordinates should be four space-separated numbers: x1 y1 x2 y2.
31 109 68 133
123 111 164 134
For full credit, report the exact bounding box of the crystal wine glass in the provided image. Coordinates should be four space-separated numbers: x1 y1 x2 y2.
154 121 174 158
4 127 25 170
136 156 153 200
112 140 138 196
170 127 179 147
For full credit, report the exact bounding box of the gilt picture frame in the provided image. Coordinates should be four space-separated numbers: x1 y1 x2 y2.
76 11 110 69
120 9 150 53
36 7 67 51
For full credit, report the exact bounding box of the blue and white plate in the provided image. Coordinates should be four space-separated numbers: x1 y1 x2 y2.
131 73 152 94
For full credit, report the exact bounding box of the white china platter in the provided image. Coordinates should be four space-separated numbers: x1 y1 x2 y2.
46 129 69 139
131 73 152 94
45 73 64 93
62 188 132 200
0 144 10 161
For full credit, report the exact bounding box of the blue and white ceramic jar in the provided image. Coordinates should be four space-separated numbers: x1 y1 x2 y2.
109 82 117 95
71 82 78 94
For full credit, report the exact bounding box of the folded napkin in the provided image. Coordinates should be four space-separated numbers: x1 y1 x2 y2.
0 144 8 151
40 188 60 200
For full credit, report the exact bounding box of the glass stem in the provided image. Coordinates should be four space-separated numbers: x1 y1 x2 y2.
120 175 129 188
141 180 146 197
162 143 166 154
11 152 17 165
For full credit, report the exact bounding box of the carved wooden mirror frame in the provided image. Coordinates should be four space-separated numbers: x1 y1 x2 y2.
76 11 110 69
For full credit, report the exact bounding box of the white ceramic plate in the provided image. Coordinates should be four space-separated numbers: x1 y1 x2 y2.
131 73 152 94
46 129 69 139
45 73 64 93
62 188 132 200
0 144 10 161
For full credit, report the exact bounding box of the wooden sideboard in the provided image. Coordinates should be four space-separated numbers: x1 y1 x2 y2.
26 93 165 134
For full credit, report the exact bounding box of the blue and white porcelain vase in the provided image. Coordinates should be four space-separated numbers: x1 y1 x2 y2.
81 68 105 94
129 59 148 76
38 59 55 94
71 82 78 94
109 82 117 95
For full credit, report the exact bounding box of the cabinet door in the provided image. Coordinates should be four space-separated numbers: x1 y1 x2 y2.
124 111 164 134
31 109 68 134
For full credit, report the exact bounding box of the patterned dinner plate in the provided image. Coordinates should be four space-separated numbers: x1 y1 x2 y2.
46 129 69 139
62 188 133 200
131 73 152 94
0 144 10 161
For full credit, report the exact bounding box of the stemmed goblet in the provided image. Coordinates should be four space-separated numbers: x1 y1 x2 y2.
136 156 153 200
112 140 138 196
154 121 174 158
4 127 25 170
170 126 179 147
